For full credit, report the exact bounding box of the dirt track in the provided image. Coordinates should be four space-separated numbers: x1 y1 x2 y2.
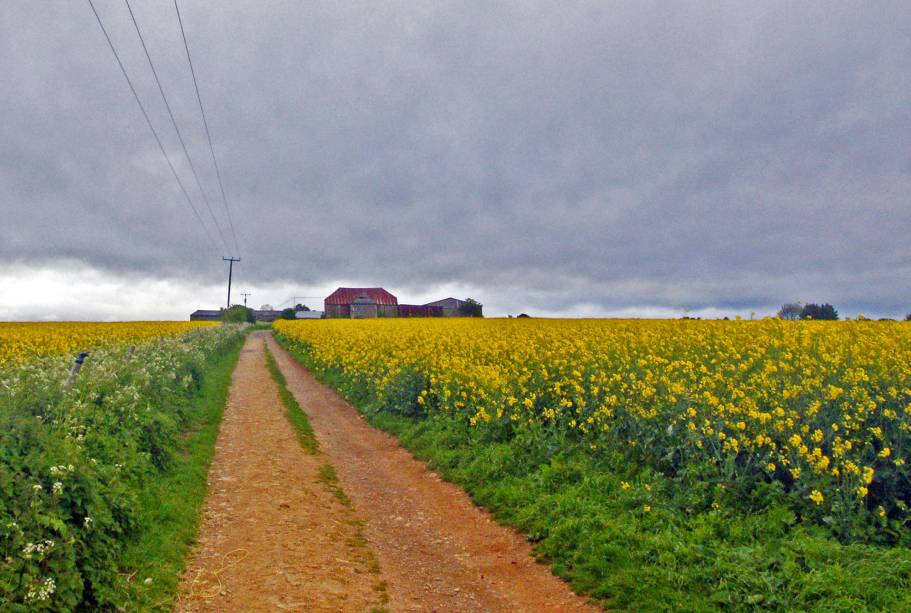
179 331 596 611
178 333 385 612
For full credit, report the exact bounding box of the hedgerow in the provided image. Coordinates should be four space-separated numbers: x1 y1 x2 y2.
0 325 244 611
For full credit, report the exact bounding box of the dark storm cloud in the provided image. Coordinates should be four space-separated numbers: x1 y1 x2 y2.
1 1 909 316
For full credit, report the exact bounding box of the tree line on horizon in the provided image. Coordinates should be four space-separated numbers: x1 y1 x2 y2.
777 302 839 320
778 303 911 321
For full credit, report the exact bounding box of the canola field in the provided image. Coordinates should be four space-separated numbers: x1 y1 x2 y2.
0 321 219 366
275 318 911 541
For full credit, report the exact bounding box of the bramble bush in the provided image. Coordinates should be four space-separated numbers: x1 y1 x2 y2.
0 325 244 611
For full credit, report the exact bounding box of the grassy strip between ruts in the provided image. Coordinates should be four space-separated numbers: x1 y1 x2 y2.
116 335 244 611
275 333 911 613
264 344 318 455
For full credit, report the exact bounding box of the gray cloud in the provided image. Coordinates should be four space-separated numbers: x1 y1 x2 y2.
1 1 909 318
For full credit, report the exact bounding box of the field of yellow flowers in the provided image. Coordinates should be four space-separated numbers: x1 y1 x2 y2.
276 318 911 610
0 321 219 366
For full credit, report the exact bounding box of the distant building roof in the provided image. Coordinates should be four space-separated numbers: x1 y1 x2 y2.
190 309 221 321
253 310 283 322
352 294 377 305
423 297 466 308
325 287 398 306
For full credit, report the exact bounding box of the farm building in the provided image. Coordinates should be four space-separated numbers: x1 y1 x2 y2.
324 288 398 318
423 297 469 317
323 287 481 318
190 309 222 321
398 304 444 318
253 310 283 322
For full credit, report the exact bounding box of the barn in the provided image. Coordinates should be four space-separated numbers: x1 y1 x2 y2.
398 304 444 318
190 309 222 321
253 310 283 322
324 287 398 318
423 297 468 317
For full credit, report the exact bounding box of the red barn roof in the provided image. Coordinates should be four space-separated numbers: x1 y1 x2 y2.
325 287 398 306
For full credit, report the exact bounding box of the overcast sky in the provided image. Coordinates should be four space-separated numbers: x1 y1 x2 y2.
1 1 909 320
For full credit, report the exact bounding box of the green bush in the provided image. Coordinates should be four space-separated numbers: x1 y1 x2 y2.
458 298 484 317
222 305 255 323
800 303 839 320
380 367 429 418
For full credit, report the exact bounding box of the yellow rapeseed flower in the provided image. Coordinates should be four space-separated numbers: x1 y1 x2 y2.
272 317 911 526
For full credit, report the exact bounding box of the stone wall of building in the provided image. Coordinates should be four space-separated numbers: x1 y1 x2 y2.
350 303 379 319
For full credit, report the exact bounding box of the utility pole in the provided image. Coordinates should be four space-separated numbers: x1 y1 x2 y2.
223 257 241 308
240 292 251 307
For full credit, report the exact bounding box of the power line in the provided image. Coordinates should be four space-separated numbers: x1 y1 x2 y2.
86 0 218 254
122 0 233 256
279 296 323 307
174 0 240 256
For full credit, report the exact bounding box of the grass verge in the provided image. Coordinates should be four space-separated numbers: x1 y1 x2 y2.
116 336 244 611
276 334 911 612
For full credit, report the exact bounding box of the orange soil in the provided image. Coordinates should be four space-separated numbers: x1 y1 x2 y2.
177 333 385 612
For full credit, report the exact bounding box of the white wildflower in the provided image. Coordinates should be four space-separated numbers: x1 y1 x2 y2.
25 577 56 603
50 464 75 476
